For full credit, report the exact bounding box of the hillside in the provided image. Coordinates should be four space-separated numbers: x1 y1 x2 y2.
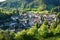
0 0 60 10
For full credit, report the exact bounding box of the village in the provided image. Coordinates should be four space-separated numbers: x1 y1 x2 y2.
0 10 57 32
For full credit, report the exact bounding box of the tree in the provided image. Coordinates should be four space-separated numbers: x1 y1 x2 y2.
36 23 40 28
3 30 10 40
57 12 60 23
15 30 26 40
10 32 15 40
26 26 38 40
55 24 60 34
51 6 60 14
38 23 48 37
27 26 37 35
15 26 38 40
50 21 59 35
43 20 48 25
50 21 57 29
0 29 3 40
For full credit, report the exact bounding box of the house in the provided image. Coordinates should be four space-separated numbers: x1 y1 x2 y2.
42 14 49 18
9 22 17 28
28 14 42 26
42 14 56 21
11 16 19 21
49 14 56 18
8 29 15 32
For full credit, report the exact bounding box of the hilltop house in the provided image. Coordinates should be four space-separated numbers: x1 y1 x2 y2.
42 14 56 21
42 14 56 25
